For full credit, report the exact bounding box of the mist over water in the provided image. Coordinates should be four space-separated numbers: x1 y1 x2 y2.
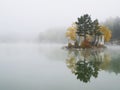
0 0 120 90
0 43 120 90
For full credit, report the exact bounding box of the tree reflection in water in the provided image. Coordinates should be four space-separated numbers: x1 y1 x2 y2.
66 48 109 83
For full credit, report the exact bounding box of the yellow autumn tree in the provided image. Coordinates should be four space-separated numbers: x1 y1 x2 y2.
99 26 112 42
66 23 77 40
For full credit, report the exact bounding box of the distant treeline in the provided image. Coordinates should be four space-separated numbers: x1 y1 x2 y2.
102 17 120 40
38 28 67 43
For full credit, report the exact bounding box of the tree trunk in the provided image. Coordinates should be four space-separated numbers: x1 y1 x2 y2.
96 36 100 46
74 40 79 48
84 32 86 41
93 35 97 46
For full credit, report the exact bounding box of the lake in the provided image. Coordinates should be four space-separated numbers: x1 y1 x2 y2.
0 43 120 90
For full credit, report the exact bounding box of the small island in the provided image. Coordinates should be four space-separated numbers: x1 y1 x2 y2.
65 14 112 49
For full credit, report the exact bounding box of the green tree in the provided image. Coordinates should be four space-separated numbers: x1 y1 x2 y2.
75 14 100 46
75 14 93 41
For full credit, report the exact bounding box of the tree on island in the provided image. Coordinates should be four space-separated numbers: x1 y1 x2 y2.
66 14 112 48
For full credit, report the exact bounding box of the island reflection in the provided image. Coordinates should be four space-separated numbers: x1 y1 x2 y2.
66 48 120 83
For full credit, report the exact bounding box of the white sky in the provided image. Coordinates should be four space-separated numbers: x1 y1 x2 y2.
0 0 120 34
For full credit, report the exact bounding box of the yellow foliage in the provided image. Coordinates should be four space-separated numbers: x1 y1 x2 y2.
66 56 76 73
99 26 112 42
66 23 77 40
86 34 93 42
100 54 111 70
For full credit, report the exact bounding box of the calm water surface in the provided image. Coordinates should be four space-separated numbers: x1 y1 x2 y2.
0 43 120 90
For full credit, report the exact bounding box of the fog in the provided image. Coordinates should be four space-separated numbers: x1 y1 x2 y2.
0 0 120 42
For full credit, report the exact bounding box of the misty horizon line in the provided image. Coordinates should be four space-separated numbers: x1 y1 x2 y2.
0 16 120 43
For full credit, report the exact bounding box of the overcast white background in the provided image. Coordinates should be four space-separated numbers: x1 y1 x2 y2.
0 0 120 40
